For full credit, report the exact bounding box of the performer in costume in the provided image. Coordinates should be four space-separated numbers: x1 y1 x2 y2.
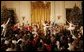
1 18 10 37
41 20 51 36
66 21 77 39
41 20 47 36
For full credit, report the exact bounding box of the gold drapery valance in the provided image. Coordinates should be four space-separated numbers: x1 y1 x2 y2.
31 1 50 9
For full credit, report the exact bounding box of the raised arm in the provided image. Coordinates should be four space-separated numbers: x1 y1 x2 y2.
66 20 69 24
5 18 10 25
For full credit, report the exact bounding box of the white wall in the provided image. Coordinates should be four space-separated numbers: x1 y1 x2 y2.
55 1 66 25
19 1 31 26
65 1 82 9
50 1 55 24
51 1 66 25
50 1 82 25
1 1 31 26
1 1 82 25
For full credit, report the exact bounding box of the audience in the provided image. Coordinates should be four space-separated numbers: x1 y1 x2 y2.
1 21 83 51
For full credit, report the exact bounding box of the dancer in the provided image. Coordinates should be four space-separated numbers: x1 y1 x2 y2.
1 18 10 37
66 21 77 39
41 20 47 36
41 20 51 36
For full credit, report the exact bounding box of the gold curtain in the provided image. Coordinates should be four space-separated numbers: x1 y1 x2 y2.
31 1 51 28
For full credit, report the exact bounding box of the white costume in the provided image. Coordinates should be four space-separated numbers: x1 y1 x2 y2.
80 26 83 35
68 43 74 51
67 23 75 31
1 24 5 32
4 40 9 44
6 48 16 51
67 21 77 39
56 41 60 49
12 40 17 44
1 18 10 37
42 21 50 36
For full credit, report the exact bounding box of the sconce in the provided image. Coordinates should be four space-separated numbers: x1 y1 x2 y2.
22 17 25 20
22 17 25 27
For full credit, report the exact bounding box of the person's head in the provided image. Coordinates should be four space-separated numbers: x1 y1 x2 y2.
46 38 51 45
1 39 5 44
4 40 9 45
45 21 47 24
11 43 15 49
27 24 29 26
70 21 73 24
